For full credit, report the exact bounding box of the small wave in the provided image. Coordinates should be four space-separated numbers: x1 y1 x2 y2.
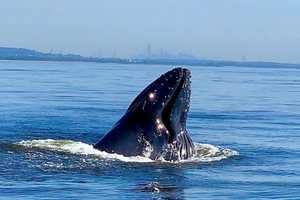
16 139 238 163
187 143 239 163
17 139 153 163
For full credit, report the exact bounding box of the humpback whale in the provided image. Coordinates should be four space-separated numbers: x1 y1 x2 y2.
94 68 195 161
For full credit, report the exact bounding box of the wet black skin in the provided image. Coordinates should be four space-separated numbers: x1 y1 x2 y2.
94 68 195 161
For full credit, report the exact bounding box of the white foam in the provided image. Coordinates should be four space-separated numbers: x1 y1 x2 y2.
16 139 238 163
184 143 239 163
17 139 153 163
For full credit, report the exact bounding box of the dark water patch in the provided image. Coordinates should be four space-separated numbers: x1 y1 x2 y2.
189 110 276 121
0 68 34 72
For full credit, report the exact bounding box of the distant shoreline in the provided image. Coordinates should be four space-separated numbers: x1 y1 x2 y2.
1 47 300 69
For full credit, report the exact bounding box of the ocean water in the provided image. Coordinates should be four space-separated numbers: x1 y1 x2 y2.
0 60 299 199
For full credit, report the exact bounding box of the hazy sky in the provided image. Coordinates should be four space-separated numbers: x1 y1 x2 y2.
1 0 300 62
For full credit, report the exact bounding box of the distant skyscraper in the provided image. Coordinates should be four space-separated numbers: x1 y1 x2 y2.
112 49 117 58
159 48 165 58
97 49 102 58
146 44 151 58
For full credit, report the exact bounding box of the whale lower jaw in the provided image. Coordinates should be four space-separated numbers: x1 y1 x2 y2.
156 130 195 161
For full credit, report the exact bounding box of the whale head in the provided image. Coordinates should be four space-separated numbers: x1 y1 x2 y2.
128 68 190 139
94 67 195 161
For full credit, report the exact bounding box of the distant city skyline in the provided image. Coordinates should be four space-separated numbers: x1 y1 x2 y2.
1 1 300 63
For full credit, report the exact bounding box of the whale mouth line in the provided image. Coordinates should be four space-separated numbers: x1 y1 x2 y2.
161 70 188 143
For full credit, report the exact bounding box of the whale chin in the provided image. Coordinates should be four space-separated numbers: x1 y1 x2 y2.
94 67 195 161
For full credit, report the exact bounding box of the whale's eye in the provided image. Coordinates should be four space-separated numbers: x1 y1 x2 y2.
148 92 155 101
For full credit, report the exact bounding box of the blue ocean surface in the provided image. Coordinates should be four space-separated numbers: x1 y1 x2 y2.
0 60 299 199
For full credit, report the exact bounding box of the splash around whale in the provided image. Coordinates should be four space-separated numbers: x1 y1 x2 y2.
16 139 238 163
94 68 196 161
